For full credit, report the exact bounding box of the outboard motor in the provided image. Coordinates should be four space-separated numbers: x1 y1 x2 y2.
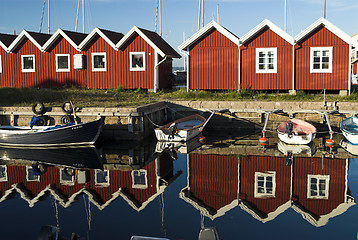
285 121 293 138
168 123 178 139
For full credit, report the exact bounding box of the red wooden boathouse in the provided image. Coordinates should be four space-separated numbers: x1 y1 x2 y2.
294 18 352 94
239 19 294 91
0 26 180 91
178 21 240 91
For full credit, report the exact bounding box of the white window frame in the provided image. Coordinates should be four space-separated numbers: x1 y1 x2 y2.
21 55 35 73
0 55 2 73
0 165 7 182
130 52 145 71
254 171 276 198
60 169 75 186
56 54 70 72
131 169 148 189
256 48 277 73
310 47 333 73
307 174 330 199
95 169 110 187
26 166 40 182
91 52 107 72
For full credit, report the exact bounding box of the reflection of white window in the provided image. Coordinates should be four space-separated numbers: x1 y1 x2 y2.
130 52 145 71
307 174 330 199
0 165 7 182
310 47 333 73
26 166 40 181
254 171 276 198
256 48 277 73
95 170 109 186
132 169 147 189
21 55 35 72
56 54 70 72
0 55 2 73
91 53 107 71
60 169 75 185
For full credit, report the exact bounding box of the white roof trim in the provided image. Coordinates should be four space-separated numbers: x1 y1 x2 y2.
8 30 43 53
178 20 240 51
295 17 352 44
240 19 294 45
0 41 8 52
78 27 117 50
42 28 81 52
115 26 165 57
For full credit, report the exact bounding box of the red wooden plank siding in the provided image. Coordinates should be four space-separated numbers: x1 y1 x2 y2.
189 29 238 90
189 154 238 211
240 28 293 90
292 157 347 216
295 26 349 90
239 156 291 214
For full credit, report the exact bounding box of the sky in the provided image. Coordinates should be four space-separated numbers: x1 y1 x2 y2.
1 0 358 67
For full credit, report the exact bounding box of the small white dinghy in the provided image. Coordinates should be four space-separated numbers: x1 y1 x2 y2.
340 116 358 145
155 114 206 142
277 118 316 145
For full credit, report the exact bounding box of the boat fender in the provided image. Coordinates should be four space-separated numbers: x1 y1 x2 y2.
30 115 40 128
285 121 293 138
32 102 45 115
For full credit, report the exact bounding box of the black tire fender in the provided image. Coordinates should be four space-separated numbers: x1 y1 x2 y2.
60 115 73 124
61 101 73 114
32 102 45 115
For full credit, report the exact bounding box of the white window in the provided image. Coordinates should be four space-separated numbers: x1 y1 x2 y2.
26 166 40 181
254 171 276 198
0 55 2 73
0 165 7 182
60 169 75 185
256 48 277 73
310 47 333 73
56 54 70 72
91 52 107 71
95 170 109 187
307 174 330 199
130 52 145 71
131 169 148 189
21 55 35 72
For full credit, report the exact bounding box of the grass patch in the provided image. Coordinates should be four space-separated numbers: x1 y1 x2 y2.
0 87 355 108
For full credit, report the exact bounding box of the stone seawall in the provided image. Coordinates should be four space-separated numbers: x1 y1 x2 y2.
1 100 357 141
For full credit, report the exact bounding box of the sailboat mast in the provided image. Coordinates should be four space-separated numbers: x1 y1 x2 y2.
82 0 85 33
159 0 162 36
48 0 50 34
284 0 287 32
217 4 219 24
197 0 201 31
201 0 204 28
323 0 326 18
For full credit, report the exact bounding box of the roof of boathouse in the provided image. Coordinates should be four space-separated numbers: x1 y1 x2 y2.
7 30 52 52
295 17 352 44
42 29 88 51
178 20 240 51
0 33 17 50
239 18 294 45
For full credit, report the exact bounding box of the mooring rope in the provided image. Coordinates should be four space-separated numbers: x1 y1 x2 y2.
145 114 163 128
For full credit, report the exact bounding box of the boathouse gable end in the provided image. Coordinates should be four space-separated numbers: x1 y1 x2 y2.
240 20 294 90
179 21 240 90
294 18 351 91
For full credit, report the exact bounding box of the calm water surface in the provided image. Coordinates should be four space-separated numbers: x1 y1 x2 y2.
0 132 357 240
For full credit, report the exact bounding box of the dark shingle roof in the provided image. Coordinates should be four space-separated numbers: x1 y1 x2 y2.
62 30 88 45
27 31 52 46
138 28 181 58
99 28 124 44
0 33 17 47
